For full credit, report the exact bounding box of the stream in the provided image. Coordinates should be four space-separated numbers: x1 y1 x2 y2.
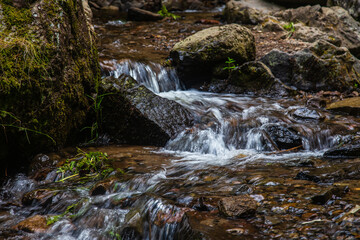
1 8 360 240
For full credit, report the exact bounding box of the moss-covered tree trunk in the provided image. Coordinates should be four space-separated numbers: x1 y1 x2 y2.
0 0 100 177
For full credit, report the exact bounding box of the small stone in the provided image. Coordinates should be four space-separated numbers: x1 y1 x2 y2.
218 195 258 218
311 186 349 205
294 171 320 183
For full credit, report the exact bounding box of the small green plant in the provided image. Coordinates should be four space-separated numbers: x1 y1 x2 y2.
157 5 180 20
57 148 113 182
223 57 238 73
283 22 295 38
354 82 359 88
108 230 122 240
82 93 113 143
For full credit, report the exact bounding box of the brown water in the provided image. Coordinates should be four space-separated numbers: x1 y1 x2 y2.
1 8 360 240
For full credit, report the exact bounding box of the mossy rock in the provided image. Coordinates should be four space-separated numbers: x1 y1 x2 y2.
261 40 360 92
170 24 255 88
0 0 100 175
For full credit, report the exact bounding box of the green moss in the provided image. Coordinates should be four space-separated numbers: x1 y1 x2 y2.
0 0 100 162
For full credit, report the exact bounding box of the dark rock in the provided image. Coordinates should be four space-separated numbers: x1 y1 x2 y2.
311 186 349 205
127 7 163 21
294 171 321 183
170 24 255 88
263 124 303 150
326 97 360 117
101 75 194 146
261 41 360 92
323 144 360 159
12 215 49 233
218 195 257 218
90 177 117 196
28 153 60 176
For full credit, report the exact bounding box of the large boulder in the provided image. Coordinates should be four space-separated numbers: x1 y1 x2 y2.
260 40 360 92
170 24 255 88
100 75 194 146
0 0 100 176
274 5 360 58
328 0 360 21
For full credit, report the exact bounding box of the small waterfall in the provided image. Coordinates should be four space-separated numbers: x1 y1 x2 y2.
159 91 349 156
103 60 352 157
105 59 183 93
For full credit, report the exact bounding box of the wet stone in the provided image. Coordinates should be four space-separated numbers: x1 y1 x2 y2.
292 107 324 121
218 195 258 218
323 144 360 159
263 124 303 150
311 186 349 205
21 189 58 206
12 215 49 233
295 171 321 183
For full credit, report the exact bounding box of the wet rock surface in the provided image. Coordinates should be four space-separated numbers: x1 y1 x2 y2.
324 144 360 159
263 124 303 150
12 215 49 233
100 75 194 146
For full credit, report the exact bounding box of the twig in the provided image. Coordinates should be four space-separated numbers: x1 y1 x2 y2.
265 145 302 155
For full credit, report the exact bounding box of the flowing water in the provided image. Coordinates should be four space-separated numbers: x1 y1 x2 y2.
1 9 360 240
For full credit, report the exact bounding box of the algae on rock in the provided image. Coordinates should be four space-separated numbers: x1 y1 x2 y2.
0 0 100 176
